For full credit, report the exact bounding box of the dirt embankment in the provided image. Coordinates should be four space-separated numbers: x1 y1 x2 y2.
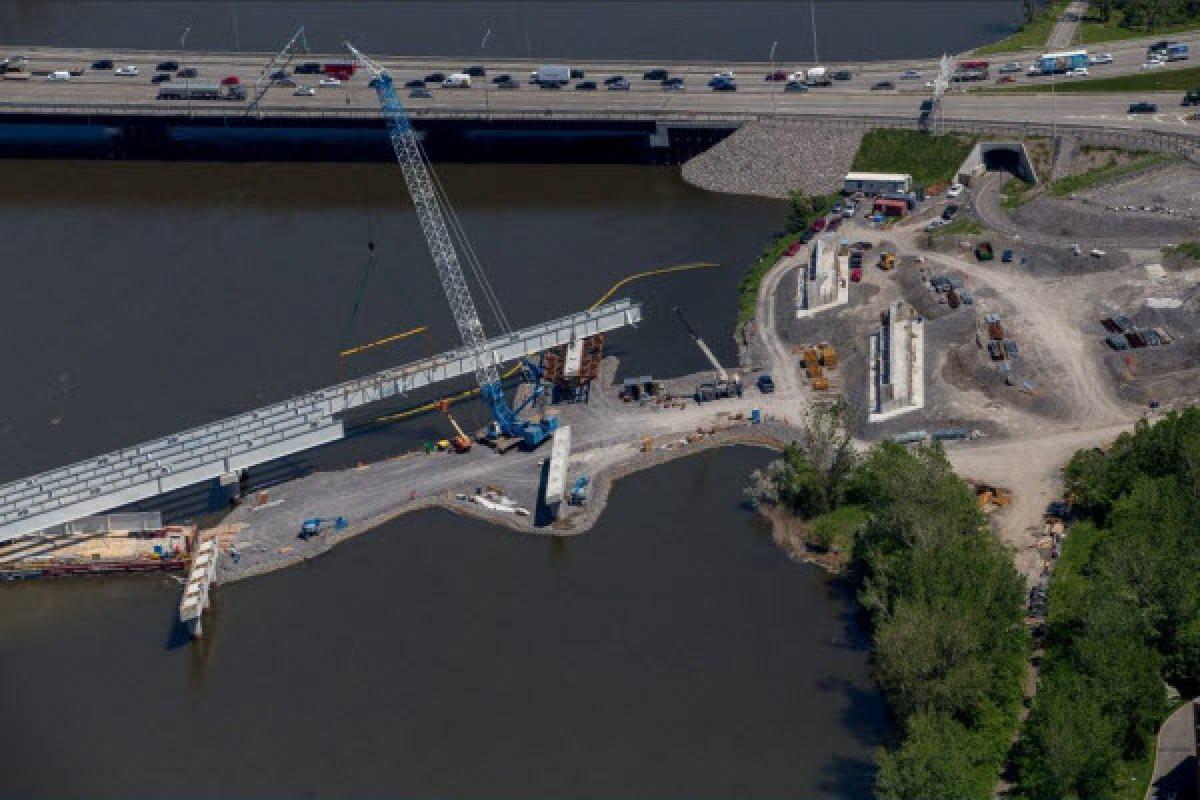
682 119 865 198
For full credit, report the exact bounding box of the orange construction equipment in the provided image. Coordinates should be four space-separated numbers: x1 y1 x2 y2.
818 343 838 368
433 399 472 453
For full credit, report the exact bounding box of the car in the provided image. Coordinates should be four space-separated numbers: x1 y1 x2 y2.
942 204 960 220
664 77 685 90
765 69 788 81
924 218 947 231
946 183 964 198
871 80 896 90
177 67 198 79
1066 67 1089 77
464 65 486 77
156 60 179 72
294 62 322 74
842 204 857 218
570 68 585 80
409 87 432 98
1128 101 1158 113
424 72 446 83
711 80 737 91
607 78 630 90
900 69 921 80
1027 65 1042 76
574 80 597 90
1090 52 1114 65
47 70 70 82
785 80 809 92
603 75 625 85
996 75 1016 84
756 374 776 394
1090 248 1106 258
827 217 842 232
799 230 815 244
91 59 114 70
643 68 668 81
489 74 511 84
270 69 289 81
151 73 171 84
833 69 853 81
711 70 735 81
219 75 240 86
293 85 316 96
1002 249 1014 263
319 76 342 87
496 79 519 90
998 61 1022 73
114 65 139 76
404 78 426 88
1183 89 1200 106
831 202 843 214
1142 59 1166 69
539 81 561 89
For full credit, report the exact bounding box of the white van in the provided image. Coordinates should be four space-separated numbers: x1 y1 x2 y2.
48 70 71 82
442 73 471 88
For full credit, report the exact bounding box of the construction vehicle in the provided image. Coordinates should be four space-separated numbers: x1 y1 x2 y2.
568 475 590 506
879 252 897 271
674 306 741 402
347 43 558 451
433 399 472 453
300 516 347 539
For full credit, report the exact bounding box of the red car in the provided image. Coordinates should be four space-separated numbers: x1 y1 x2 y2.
850 268 863 283
811 217 827 232
764 70 789 81
827 217 843 231
785 242 803 256
220 75 240 86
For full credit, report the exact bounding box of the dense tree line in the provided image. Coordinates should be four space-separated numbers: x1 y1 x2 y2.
1090 0 1200 28
1018 409 1200 798
748 421 1027 798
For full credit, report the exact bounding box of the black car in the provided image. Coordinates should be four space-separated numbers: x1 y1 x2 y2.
942 204 960 220
425 72 445 83
294 62 322 74
664 76 685 87
833 69 853 81
464 65 486 77
539 81 561 89
92 59 114 70
269 69 289 80
643 68 668 81
575 80 597 90
920 99 936 112
156 60 179 72
177 67 198 79
404 78 426 88
1128 101 1158 113
496 79 519 90
151 74 171 84
871 80 896 90
711 80 737 91
603 75 625 85
491 73 511 83
409 87 432 99
1184 90 1200 106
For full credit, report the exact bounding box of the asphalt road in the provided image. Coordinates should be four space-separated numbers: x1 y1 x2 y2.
1 39 1199 137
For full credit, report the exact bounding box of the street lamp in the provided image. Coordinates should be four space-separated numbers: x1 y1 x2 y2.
810 1 819 64
770 40 779 114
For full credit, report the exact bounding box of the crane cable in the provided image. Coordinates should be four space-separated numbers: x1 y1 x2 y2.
371 260 720 425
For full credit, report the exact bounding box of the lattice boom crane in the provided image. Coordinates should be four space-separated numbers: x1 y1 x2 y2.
345 42 557 449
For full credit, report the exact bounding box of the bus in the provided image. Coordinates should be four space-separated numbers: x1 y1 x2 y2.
1038 50 1089 74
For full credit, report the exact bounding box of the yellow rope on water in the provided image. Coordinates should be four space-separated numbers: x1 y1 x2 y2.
338 325 428 359
372 261 721 426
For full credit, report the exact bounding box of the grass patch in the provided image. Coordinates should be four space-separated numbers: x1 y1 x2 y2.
990 64 1200 93
1166 240 1200 260
974 1 1067 54
1001 178 1037 210
1079 9 1200 44
1049 152 1171 195
851 129 977 186
809 504 869 553
935 217 984 236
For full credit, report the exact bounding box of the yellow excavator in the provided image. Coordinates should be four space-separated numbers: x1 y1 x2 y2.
433 399 472 454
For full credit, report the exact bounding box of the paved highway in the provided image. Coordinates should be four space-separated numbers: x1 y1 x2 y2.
1 41 1198 137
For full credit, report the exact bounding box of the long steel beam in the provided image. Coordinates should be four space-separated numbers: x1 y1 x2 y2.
0 299 641 542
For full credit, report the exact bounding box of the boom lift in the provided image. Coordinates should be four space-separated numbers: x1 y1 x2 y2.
433 398 472 453
346 42 558 450
673 306 742 402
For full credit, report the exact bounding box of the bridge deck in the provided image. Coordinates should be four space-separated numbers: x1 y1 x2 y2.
0 299 641 542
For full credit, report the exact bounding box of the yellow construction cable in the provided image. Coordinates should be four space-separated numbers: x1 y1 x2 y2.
372 261 721 426
339 325 428 359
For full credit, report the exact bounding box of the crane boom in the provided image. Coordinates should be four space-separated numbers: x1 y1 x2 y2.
346 43 556 448
674 306 729 382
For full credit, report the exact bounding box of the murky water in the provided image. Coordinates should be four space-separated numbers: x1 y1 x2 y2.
0 446 889 799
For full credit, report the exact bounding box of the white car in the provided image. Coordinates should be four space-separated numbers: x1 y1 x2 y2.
319 76 342 87
712 70 735 81
1090 52 1114 65
946 183 964 198
292 85 316 96
114 65 139 76
1066 67 1089 77
1142 59 1166 69
924 218 947 231
47 70 70 81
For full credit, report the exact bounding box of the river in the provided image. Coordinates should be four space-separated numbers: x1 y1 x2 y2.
0 446 889 798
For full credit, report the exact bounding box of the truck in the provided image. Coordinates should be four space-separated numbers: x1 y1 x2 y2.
442 73 471 88
1037 49 1089 74
1167 43 1190 62
531 64 570 86
804 66 831 86
157 82 245 101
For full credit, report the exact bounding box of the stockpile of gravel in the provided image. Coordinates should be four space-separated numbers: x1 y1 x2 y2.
681 119 866 198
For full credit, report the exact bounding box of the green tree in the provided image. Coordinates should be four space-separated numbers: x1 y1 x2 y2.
877 711 991 800
1019 670 1120 800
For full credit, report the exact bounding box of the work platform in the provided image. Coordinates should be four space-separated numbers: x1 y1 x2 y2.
0 300 641 543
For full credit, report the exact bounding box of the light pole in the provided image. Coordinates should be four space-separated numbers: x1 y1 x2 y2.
481 28 492 50
180 27 192 116
769 39 779 114
810 1 819 64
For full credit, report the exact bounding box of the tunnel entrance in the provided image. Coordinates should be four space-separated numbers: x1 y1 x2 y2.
983 147 1021 174
956 141 1039 185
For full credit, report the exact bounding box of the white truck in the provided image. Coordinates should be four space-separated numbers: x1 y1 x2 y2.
442 73 471 88
530 64 570 85
805 66 831 86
